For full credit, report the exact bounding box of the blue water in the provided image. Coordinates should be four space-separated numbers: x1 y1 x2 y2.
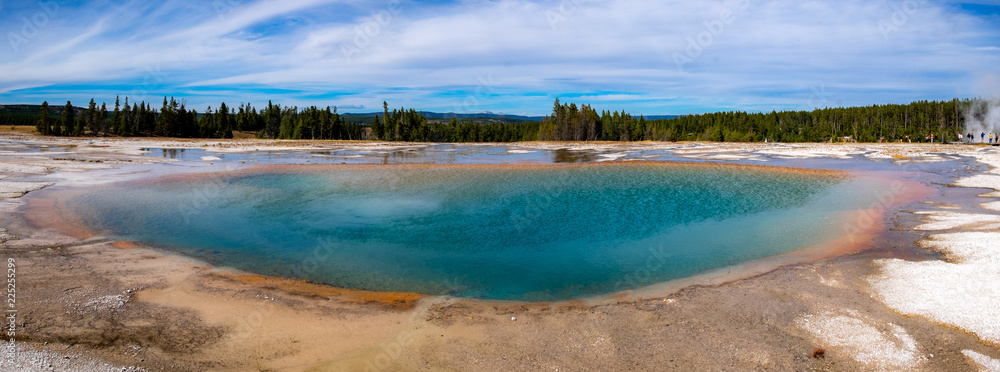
67 164 875 301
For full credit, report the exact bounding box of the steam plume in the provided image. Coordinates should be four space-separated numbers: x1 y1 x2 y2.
964 97 1000 140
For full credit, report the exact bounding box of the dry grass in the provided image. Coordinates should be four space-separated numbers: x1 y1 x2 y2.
0 126 37 135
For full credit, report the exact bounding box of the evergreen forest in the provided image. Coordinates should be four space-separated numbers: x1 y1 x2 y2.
9 97 994 143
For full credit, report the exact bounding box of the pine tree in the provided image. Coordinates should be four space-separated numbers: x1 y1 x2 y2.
372 115 383 141
220 102 234 138
143 102 154 135
156 97 169 136
178 101 192 138
61 101 75 136
236 104 246 132
99 103 108 135
85 98 98 135
188 109 198 137
119 98 132 136
332 106 343 140
383 101 392 141
36 101 50 135
264 101 281 139
221 102 233 139
112 96 121 135
200 106 215 138
131 103 140 135
278 106 297 139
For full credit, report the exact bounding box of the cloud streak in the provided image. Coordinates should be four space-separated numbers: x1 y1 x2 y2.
1 0 998 115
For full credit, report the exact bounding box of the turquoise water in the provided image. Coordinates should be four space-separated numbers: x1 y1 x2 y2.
67 164 871 301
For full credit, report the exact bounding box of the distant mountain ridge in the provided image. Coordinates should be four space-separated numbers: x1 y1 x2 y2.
0 104 77 116
340 111 545 122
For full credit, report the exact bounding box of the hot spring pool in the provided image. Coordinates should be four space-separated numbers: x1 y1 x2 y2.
62 163 888 301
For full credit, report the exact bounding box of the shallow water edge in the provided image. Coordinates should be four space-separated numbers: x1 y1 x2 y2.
23 160 933 304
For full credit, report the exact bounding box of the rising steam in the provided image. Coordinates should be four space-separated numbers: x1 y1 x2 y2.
964 97 1000 138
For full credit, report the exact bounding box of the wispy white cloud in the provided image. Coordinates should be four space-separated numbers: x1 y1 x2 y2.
1 0 998 115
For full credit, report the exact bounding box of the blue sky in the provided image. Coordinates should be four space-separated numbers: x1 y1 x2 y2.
1 0 999 116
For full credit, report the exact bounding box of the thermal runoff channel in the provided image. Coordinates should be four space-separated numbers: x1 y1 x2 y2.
66 164 882 301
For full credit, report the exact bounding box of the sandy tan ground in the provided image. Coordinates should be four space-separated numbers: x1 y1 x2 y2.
1 131 999 371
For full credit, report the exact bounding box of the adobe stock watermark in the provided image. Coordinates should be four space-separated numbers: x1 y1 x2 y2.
358 277 462 372
509 169 573 234
546 0 580 30
450 74 501 114
279 233 463 372
6 0 69 54
291 236 464 295
362 325 417 372
878 0 928 40
179 176 227 225
673 0 751 72
128 65 169 106
613 243 676 292
339 0 402 63
213 0 243 21
804 84 843 110
841 159 933 246
841 180 907 242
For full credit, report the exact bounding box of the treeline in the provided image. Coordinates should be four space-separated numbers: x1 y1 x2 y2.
539 98 974 143
26 96 985 143
1 104 62 126
35 97 209 138
32 97 373 140
649 100 970 143
31 97 538 142
538 99 647 141
35 100 107 136
1 112 38 126
370 102 539 142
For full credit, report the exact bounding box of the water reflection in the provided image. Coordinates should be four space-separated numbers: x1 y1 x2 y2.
162 148 183 159
140 148 186 159
552 149 598 163
381 149 428 164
